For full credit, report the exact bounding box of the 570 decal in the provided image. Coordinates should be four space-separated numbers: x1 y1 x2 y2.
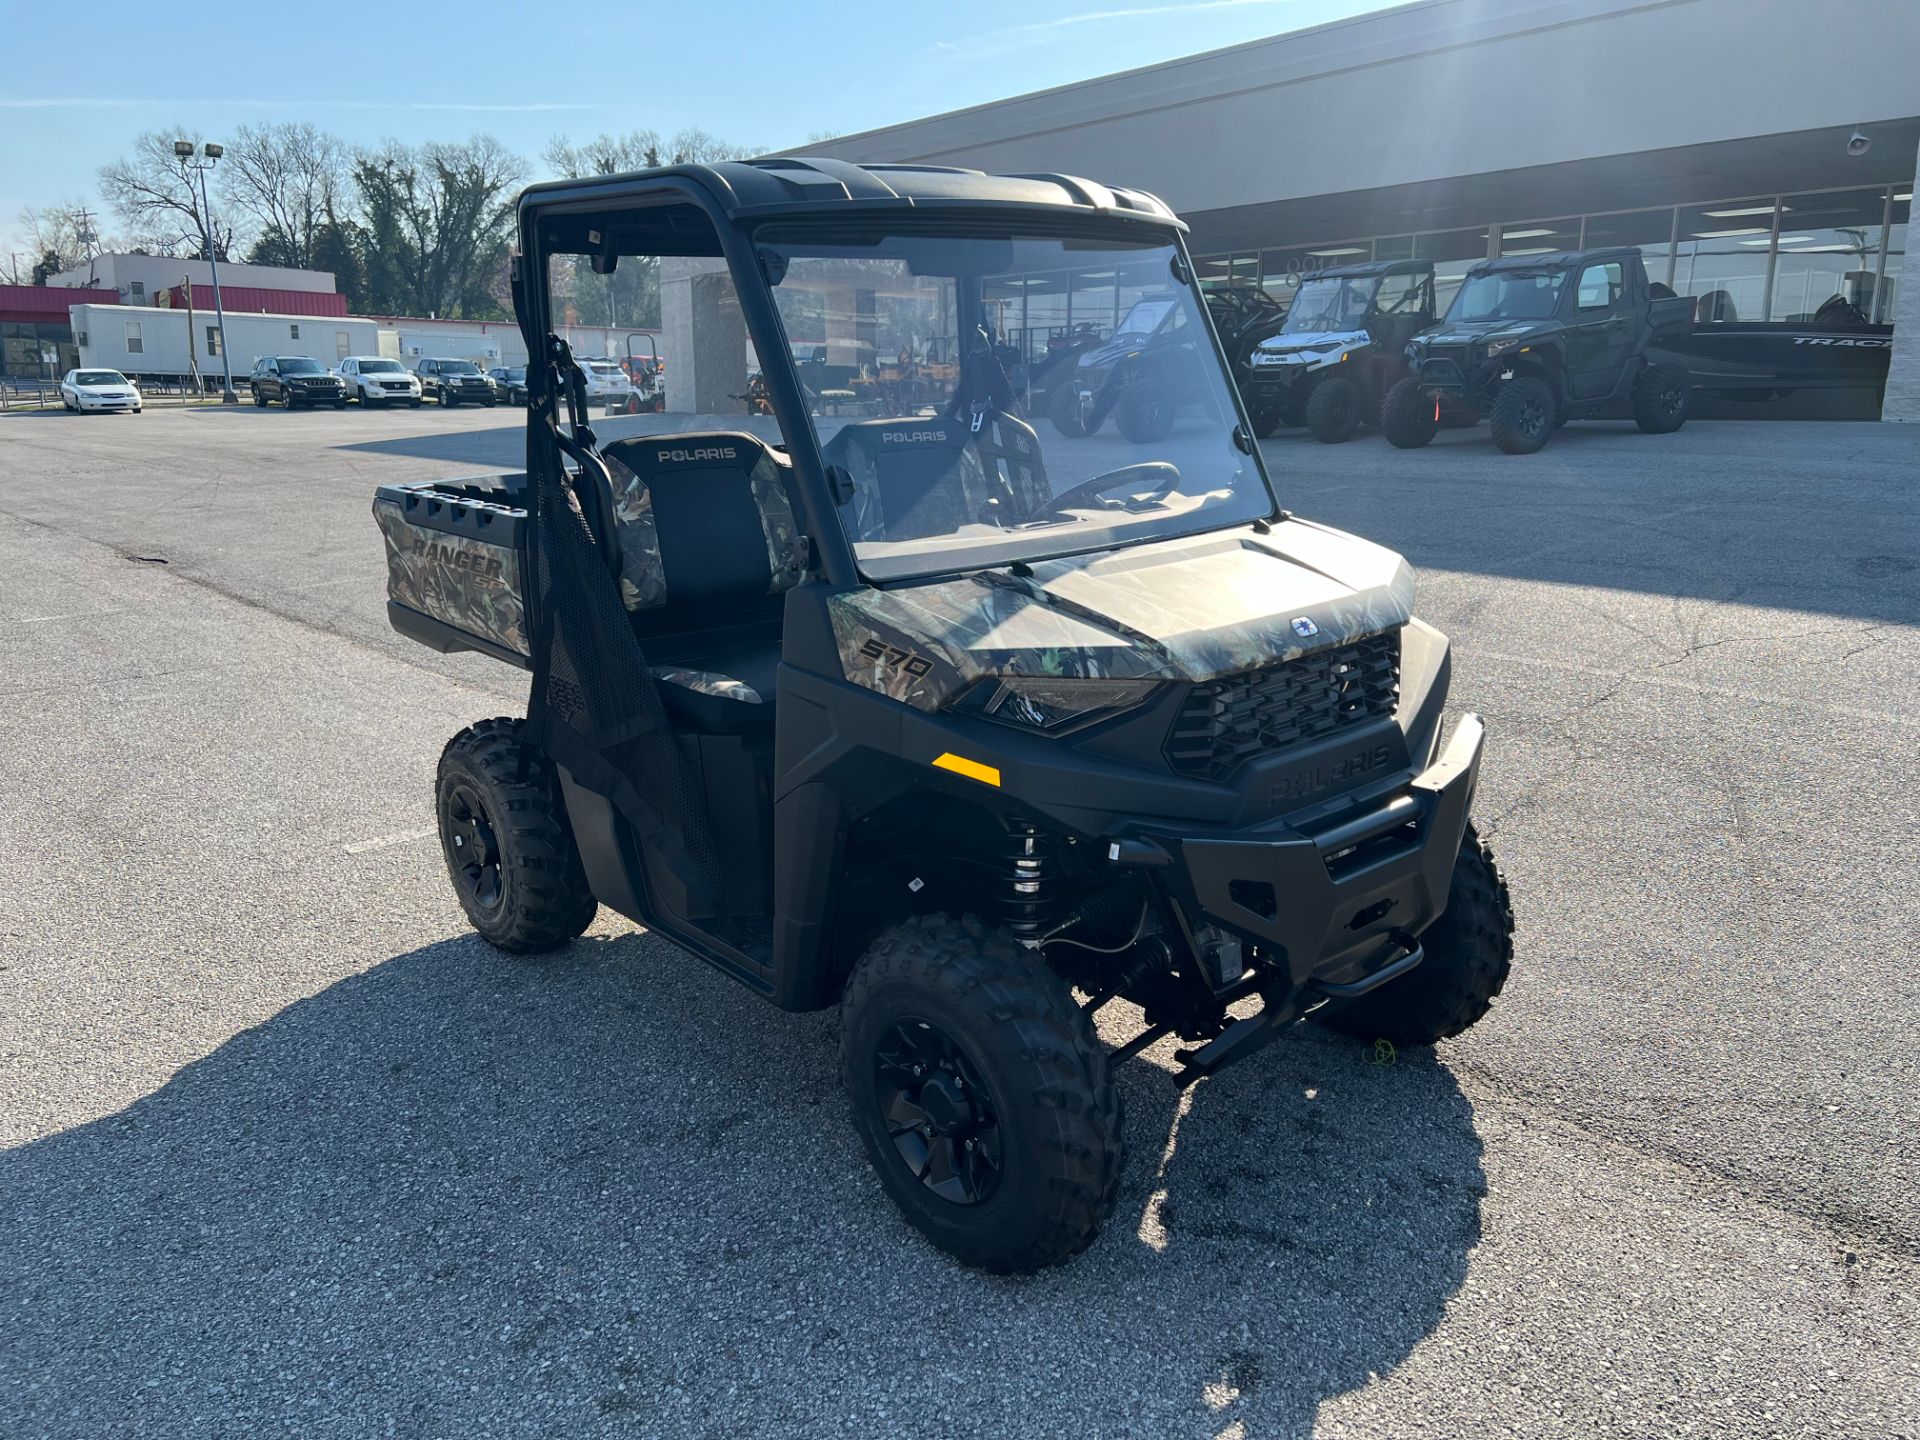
858 637 934 678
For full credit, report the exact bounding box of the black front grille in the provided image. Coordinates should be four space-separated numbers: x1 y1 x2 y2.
1164 630 1401 781
1418 355 1468 387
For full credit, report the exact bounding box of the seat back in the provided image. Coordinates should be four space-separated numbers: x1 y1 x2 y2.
821 411 1051 541
601 431 808 641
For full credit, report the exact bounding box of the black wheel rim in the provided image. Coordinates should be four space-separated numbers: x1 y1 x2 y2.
445 782 504 911
1518 391 1548 436
1658 382 1685 420
873 1018 1004 1206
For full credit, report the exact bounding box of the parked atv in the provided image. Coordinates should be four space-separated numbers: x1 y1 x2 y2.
1048 292 1220 443
1242 261 1435 443
373 159 1515 1273
1388 248 1693 454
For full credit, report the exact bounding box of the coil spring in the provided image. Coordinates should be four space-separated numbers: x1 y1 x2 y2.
1003 820 1056 941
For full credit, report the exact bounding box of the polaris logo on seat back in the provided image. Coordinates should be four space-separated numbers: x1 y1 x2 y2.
658 446 738 463
410 537 505 583
881 430 949 444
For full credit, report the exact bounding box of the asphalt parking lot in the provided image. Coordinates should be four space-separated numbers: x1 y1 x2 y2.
3 403 1917 1438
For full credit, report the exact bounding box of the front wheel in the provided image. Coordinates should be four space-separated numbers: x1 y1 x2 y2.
444 394 459 408
1305 374 1362 444
1632 363 1690 434
1048 381 1093 438
435 718 598 953
1314 823 1514 1046
1380 377 1438 449
1489 377 1555 454
841 915 1123 1273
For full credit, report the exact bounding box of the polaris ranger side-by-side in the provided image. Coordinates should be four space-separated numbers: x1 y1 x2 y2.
1387 248 1693 454
1241 261 1436 443
374 159 1515 1272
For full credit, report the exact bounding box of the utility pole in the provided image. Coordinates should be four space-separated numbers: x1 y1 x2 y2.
74 206 100 287
174 141 236 403
182 273 203 396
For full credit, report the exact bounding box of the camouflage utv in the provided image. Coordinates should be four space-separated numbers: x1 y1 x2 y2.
375 159 1515 1273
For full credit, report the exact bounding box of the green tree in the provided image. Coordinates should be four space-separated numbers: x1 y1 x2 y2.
353 136 523 318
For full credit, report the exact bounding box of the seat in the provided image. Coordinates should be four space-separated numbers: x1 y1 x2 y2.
600 431 808 732
821 411 1051 542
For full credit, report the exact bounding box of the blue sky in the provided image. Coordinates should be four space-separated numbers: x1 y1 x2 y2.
1 0 1400 258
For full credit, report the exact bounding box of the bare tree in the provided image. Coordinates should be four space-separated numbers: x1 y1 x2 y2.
543 128 760 180
15 202 111 278
219 123 349 271
98 131 239 259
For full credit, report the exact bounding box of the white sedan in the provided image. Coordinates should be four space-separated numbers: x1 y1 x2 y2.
577 359 644 410
61 369 142 413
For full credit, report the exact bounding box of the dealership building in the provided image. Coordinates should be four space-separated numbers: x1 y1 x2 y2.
810 0 1920 418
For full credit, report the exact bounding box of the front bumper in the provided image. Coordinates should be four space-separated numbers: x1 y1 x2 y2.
1170 712 1484 990
76 394 139 410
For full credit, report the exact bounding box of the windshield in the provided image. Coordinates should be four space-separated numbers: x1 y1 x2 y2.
358 359 403 373
439 360 479 375
756 228 1273 580
75 371 126 386
279 358 324 374
1447 270 1568 322
1282 275 1378 333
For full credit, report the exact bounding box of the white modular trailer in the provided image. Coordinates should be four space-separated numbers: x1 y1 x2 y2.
68 304 380 379
380 321 657 370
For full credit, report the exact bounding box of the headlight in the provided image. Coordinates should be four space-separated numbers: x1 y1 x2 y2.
1483 336 1523 357
948 675 1161 733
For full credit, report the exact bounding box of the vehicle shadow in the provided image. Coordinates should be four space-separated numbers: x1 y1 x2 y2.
0 928 1483 1438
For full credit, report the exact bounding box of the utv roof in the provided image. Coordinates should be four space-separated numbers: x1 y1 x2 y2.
1299 258 1430 282
1469 247 1643 273
518 157 1183 230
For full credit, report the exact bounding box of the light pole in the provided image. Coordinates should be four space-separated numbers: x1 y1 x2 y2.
174 140 237 403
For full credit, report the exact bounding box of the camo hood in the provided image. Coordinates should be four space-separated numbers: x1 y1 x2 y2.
830 519 1413 710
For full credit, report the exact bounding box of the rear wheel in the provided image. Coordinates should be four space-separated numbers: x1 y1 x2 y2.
252 388 267 407
841 914 1123 1273
435 718 597 953
1114 384 1175 443
1489 377 1554 454
1048 381 1093 437
1632 363 1690 434
1314 823 1514 1046
1380 377 1439 449
1305 374 1362 444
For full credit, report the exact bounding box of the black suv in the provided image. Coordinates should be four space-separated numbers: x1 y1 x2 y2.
251 356 347 409
487 366 528 405
416 357 497 408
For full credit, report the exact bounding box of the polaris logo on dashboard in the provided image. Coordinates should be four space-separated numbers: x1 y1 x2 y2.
881 430 948 444
658 446 737 462
1269 744 1393 805
1793 337 1891 348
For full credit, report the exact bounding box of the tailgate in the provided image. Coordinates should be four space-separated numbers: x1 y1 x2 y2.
372 474 530 665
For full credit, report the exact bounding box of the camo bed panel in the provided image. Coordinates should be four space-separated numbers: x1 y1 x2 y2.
374 494 529 657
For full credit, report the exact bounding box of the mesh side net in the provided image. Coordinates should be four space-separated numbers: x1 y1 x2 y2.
524 438 721 914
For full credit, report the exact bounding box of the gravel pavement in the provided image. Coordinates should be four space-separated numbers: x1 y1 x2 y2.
1 404 1916 1437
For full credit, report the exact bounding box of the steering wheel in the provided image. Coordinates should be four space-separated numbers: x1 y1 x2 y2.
1039 462 1182 520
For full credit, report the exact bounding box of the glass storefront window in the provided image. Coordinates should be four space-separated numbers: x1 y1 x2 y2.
1418 227 1493 314
1880 189 1909 323
1767 188 1890 324
1581 209 1676 286
1675 198 1774 322
1260 241 1370 308
1496 218 1580 256
1373 235 1414 261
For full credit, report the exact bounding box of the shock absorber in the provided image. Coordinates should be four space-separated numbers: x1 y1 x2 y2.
1002 819 1056 942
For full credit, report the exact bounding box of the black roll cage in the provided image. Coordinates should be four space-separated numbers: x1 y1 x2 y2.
510 165 1276 600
